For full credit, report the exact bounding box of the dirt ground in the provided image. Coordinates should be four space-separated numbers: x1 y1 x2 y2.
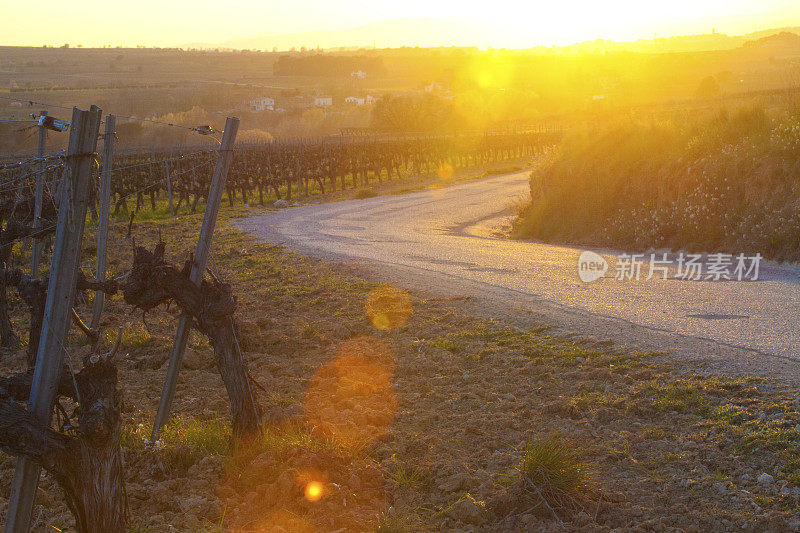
1 210 800 532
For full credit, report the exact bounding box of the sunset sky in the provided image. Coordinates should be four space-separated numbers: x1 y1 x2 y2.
2 0 800 49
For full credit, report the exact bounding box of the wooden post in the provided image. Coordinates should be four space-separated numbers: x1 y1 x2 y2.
4 105 102 533
148 148 157 211
30 110 46 275
150 117 239 442
90 115 115 330
165 160 174 217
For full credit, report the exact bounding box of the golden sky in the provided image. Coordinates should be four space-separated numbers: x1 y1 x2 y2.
2 0 799 48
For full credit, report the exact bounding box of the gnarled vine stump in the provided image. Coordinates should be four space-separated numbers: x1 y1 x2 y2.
0 355 126 532
122 243 262 439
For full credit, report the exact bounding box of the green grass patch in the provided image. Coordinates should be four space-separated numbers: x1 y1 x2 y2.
637 380 710 414
483 165 524 176
429 336 464 354
122 416 230 470
387 454 429 491
354 187 377 199
518 434 594 511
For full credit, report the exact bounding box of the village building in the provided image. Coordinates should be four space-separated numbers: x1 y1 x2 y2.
345 95 378 106
249 97 275 112
424 81 444 93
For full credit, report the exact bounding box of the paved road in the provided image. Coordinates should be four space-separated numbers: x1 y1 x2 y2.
236 171 800 382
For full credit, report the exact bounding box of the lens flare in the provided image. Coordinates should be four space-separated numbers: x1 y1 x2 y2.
365 286 411 330
468 55 514 90
437 162 454 179
304 336 397 447
304 481 324 502
252 509 314 532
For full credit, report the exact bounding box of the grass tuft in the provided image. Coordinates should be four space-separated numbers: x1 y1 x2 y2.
354 187 377 199
122 416 230 470
160 417 231 455
518 434 594 514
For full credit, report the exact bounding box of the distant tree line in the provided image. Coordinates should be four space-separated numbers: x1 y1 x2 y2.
273 55 387 77
371 94 455 132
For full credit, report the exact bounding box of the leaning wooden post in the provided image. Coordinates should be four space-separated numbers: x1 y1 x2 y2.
165 159 174 217
30 110 47 275
4 105 102 533
150 117 239 442
90 114 115 330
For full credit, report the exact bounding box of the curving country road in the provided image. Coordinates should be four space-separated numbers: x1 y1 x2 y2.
235 170 800 383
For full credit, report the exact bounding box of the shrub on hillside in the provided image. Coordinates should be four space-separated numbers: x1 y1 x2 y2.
514 106 800 260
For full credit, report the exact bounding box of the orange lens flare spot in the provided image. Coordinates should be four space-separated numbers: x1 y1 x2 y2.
304 336 397 448
304 481 324 502
437 162 454 179
252 509 315 532
365 286 411 330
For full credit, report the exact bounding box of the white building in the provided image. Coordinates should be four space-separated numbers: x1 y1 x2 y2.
351 70 367 79
345 95 378 106
249 97 275 112
314 96 333 107
424 81 444 93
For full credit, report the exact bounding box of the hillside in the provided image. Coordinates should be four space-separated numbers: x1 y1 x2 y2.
744 31 800 49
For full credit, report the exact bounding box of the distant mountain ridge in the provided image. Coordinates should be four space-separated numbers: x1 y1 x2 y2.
215 19 800 54
558 28 799 54
744 31 800 49
223 18 498 51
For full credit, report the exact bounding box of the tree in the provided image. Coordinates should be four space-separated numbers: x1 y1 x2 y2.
371 94 455 132
695 76 720 99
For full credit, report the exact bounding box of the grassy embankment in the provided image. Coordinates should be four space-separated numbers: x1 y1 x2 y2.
515 106 800 261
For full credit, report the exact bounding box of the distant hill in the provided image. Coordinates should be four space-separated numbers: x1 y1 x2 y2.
743 26 800 41
220 20 800 55
559 33 743 54
223 18 497 51
743 31 800 49
555 27 800 54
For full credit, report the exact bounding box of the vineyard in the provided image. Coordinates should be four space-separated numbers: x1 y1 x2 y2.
3 131 557 217
113 132 555 214
0 108 263 532
0 103 557 532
